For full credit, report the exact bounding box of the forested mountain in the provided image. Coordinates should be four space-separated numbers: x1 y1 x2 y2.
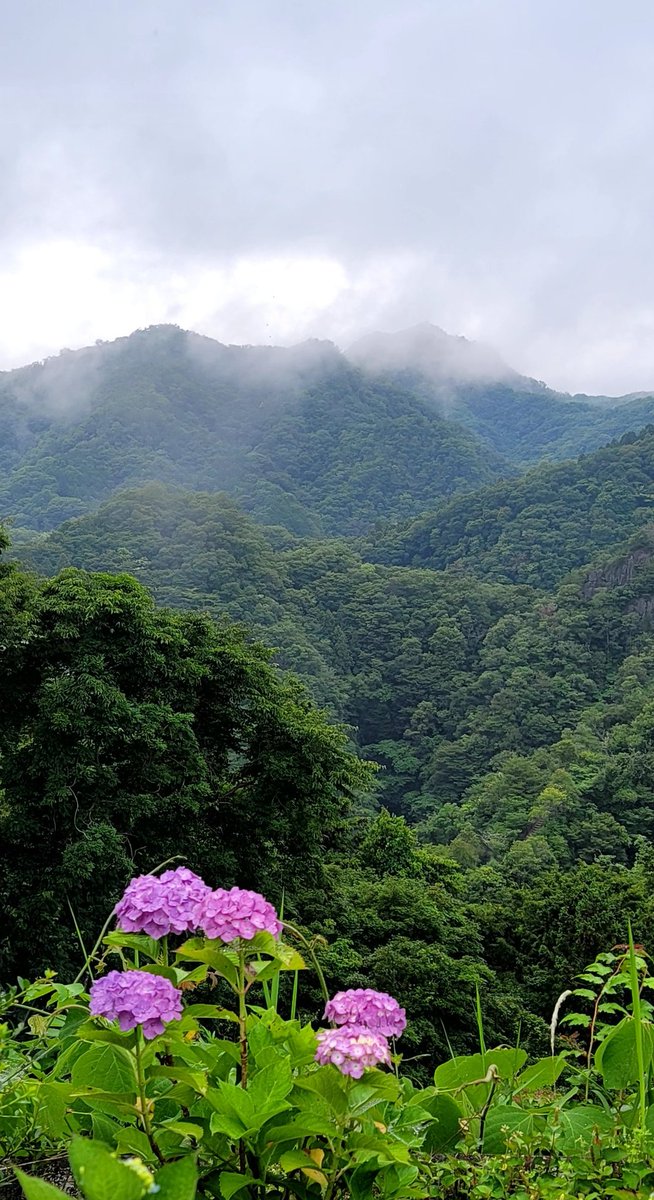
0 324 509 535
4 323 654 540
367 425 654 588
349 324 654 463
19 457 654 877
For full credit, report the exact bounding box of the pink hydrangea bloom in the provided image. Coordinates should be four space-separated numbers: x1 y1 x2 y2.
315 1025 391 1078
114 867 209 938
89 970 183 1039
195 886 282 942
324 988 406 1038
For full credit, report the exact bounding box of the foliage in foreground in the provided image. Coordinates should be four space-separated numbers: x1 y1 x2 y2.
5 870 654 1198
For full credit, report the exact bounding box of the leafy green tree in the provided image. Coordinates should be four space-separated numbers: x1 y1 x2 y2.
0 563 371 979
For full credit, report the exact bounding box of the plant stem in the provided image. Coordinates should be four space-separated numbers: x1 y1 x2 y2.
477 1070 498 1152
628 921 648 1132
282 922 330 1005
238 941 248 1174
135 1029 163 1163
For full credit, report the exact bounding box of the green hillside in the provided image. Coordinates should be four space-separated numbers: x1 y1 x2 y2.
6 324 654 543
22 475 654 873
0 325 509 536
367 426 654 588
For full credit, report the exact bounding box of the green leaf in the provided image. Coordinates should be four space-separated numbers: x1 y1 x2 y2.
154 1155 198 1200
265 1115 336 1142
571 988 597 1001
75 1021 136 1048
91 1112 120 1146
249 1058 294 1108
482 1105 547 1153
36 1082 72 1139
219 1172 260 1199
14 1171 69 1200
560 1012 591 1027
149 1065 208 1092
161 1120 204 1141
71 1042 138 1095
514 1054 566 1092
555 1105 615 1150
294 1065 349 1114
182 1003 238 1022
279 1149 319 1172
595 1016 654 1088
176 939 238 988
103 930 161 960
434 1047 526 1091
420 1093 463 1152
68 1137 144 1200
349 1073 401 1113
115 1127 156 1161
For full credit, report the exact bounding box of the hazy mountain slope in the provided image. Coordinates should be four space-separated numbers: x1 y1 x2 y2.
0 324 510 534
347 324 654 464
365 427 654 589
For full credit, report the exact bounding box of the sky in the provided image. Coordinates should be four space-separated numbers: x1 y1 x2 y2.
3 0 654 393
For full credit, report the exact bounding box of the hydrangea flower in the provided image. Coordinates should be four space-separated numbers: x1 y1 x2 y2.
158 867 211 933
89 970 183 1039
315 1025 391 1078
324 988 406 1038
195 886 282 942
114 867 209 938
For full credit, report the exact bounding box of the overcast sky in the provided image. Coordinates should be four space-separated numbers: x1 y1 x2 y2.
2 0 654 392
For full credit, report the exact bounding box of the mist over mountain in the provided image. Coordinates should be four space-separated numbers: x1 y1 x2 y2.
3 322 654 539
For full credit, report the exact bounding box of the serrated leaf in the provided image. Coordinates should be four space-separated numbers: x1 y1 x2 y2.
571 988 597 1001
176 939 238 988
71 1042 137 1095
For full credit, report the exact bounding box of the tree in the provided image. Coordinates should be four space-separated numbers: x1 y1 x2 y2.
0 564 371 979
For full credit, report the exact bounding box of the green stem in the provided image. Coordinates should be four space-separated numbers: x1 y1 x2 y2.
135 1029 163 1163
162 936 169 968
628 921 647 1132
283 922 330 1006
238 942 248 1174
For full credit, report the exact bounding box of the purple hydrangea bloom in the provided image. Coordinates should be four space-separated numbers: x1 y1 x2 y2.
315 1024 391 1078
89 970 183 1039
324 988 406 1038
114 867 209 938
158 867 211 933
195 886 282 942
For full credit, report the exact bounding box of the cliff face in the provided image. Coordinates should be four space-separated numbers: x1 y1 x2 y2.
582 537 654 599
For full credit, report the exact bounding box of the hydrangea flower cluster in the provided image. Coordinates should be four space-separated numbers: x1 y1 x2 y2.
315 1025 392 1078
324 988 407 1038
195 886 283 943
89 970 183 1039
114 867 210 938
317 987 405 1076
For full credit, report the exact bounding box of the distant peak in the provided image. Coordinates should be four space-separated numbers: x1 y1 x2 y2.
346 324 516 384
